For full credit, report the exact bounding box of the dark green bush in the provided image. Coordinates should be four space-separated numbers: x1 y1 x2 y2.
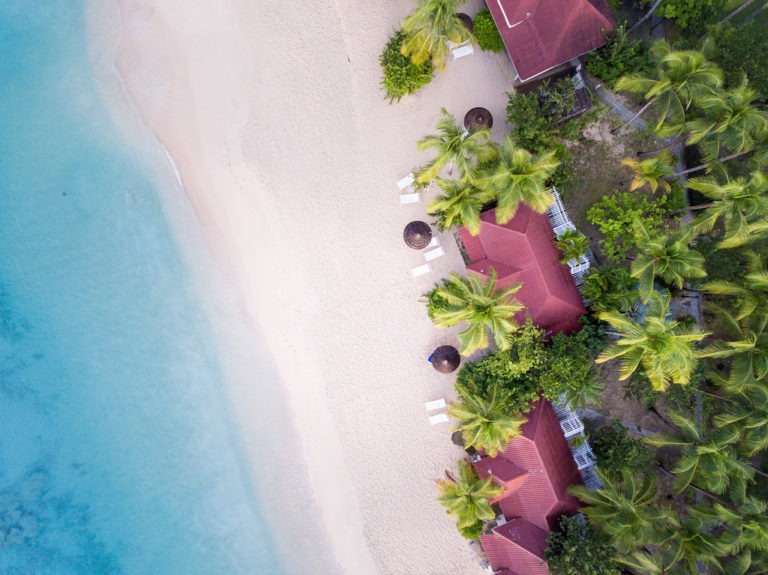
473 9 504 52
590 419 654 477
582 265 637 313
379 30 434 102
585 22 651 88
708 22 768 96
546 516 621 575
658 0 723 29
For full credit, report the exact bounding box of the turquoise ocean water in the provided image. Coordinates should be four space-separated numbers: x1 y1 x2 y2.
0 2 286 573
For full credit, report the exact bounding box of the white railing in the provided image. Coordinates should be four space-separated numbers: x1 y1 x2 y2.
552 395 601 484
547 188 593 301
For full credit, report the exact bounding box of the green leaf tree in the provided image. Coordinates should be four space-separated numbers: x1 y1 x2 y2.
630 220 706 303
702 251 768 319
582 265 638 313
427 178 491 235
436 459 504 538
449 387 528 456
379 31 434 102
475 135 560 224
687 171 768 249
554 228 590 264
596 291 709 391
545 515 621 575
620 150 676 193
426 270 524 356
570 469 676 555
713 382 768 456
416 108 495 184
590 420 654 479
401 0 472 69
472 9 503 52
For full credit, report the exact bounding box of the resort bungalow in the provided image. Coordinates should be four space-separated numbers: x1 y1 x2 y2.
473 398 584 575
485 0 615 84
457 205 586 335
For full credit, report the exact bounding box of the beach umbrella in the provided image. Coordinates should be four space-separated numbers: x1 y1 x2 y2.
463 107 493 132
429 345 461 373
403 221 433 249
456 12 473 33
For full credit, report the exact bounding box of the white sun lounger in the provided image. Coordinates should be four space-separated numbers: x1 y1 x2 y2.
398 173 415 191
452 42 474 60
426 236 440 248
429 413 449 426
400 192 421 204
424 247 445 262
411 263 431 277
425 398 447 412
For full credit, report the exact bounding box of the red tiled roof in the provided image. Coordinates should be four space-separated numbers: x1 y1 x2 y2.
458 206 586 335
475 456 530 502
486 0 615 82
474 399 584 573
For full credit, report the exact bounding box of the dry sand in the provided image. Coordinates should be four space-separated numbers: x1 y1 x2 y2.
100 0 519 572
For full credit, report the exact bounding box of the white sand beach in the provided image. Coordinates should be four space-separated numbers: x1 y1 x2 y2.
100 0 519 572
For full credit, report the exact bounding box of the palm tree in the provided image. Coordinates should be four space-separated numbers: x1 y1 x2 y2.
630 220 706 303
436 459 504 537
400 0 472 69
570 469 675 555
553 228 590 264
596 291 709 391
701 497 768 557
620 150 676 193
702 251 768 319
415 108 495 184
475 135 559 224
427 178 491 235
685 78 768 165
427 270 524 355
700 309 768 391
613 41 723 134
646 410 755 497
449 388 528 456
713 382 768 456
687 171 768 248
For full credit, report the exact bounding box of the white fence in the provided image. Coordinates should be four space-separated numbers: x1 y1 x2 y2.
547 188 593 293
552 395 602 489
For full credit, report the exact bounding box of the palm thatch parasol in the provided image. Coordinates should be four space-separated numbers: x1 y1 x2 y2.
404 221 433 249
456 12 473 33
429 345 461 373
464 107 493 132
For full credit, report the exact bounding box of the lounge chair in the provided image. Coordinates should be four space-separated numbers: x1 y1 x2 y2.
397 173 415 191
424 247 445 262
425 398 447 412
426 235 440 249
452 42 474 60
400 192 421 204
429 413 449 426
411 263 431 277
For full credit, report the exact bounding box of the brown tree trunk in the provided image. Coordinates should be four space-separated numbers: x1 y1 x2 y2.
718 0 758 24
638 134 688 157
611 97 658 134
629 0 666 33
661 151 748 179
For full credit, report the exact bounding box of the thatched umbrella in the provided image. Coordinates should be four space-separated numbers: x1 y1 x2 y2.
403 221 433 249
456 12 473 33
430 345 461 373
464 107 493 132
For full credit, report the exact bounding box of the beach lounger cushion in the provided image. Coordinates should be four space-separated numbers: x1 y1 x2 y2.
398 173 415 191
425 398 447 412
429 413 449 426
411 263 431 277
400 192 420 204
452 42 474 60
424 247 445 262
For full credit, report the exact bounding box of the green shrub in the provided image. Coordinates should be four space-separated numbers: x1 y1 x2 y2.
587 191 669 262
554 228 590 263
590 419 654 478
379 30 434 102
585 22 651 88
708 22 768 96
658 0 723 29
546 515 621 575
473 9 504 52
582 265 637 313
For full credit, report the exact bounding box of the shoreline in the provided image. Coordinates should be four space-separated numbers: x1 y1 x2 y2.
95 0 518 572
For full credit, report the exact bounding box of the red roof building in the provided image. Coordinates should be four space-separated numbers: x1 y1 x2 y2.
457 206 586 335
475 398 584 574
486 0 615 83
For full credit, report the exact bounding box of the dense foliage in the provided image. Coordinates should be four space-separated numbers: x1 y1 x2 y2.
582 265 637 313
587 191 670 261
658 0 723 29
545 515 620 575
472 9 504 52
708 21 768 97
585 22 651 88
590 420 654 477
554 228 589 264
379 31 434 102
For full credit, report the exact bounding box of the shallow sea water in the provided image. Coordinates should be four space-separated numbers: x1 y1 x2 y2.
0 2 284 573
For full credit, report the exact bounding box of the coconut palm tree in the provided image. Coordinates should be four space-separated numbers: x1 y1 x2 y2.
570 469 676 555
713 381 768 456
436 459 504 537
646 410 755 497
700 497 768 558
620 150 676 193
596 291 709 391
702 251 768 319
449 387 528 456
630 220 706 303
427 178 491 235
700 308 768 391
685 78 768 165
687 171 768 248
613 41 723 134
400 0 473 69
415 108 495 184
475 135 560 224
554 228 590 265
427 270 524 355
